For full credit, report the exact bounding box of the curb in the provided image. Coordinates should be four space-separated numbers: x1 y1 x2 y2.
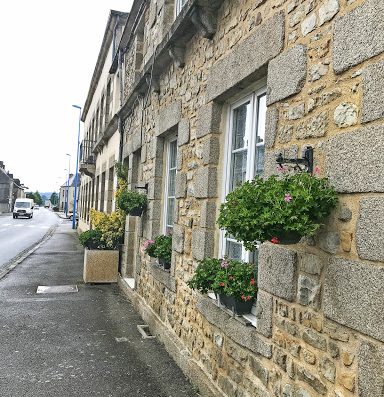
0 224 58 280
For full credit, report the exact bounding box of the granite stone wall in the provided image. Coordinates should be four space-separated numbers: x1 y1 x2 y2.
117 0 384 396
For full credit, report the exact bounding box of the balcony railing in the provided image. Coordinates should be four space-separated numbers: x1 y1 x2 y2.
80 139 96 165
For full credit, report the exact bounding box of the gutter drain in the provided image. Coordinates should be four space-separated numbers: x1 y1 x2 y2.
137 324 156 339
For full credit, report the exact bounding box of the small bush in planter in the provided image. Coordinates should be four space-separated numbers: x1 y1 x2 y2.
78 229 103 249
78 209 125 250
116 188 147 216
218 172 338 249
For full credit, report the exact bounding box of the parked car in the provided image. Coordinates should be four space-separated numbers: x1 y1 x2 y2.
34 204 40 209
13 198 34 219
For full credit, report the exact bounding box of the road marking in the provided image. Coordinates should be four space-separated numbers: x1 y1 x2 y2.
14 224 24 227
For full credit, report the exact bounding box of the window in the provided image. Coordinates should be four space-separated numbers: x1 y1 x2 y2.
221 87 267 262
175 0 187 17
163 137 178 234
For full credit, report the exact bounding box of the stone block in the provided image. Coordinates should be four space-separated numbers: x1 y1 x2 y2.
147 177 162 200
248 355 268 386
357 197 384 261
131 129 142 152
333 0 384 74
297 275 320 308
267 45 307 105
323 258 384 342
172 224 184 254
358 341 384 397
196 102 222 139
192 228 215 261
298 253 323 275
303 329 327 351
199 201 217 229
265 107 278 148
194 167 218 198
175 172 187 199
196 295 272 358
177 118 190 146
258 243 298 301
318 0 339 26
206 11 285 102
255 290 273 338
325 125 384 193
362 60 384 123
297 367 327 395
156 100 182 136
202 136 220 165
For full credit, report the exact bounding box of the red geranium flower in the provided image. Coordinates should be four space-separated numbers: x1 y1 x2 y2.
271 236 279 244
250 278 255 286
219 282 225 287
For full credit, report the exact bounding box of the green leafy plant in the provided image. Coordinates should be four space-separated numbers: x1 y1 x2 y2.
116 188 147 215
143 235 172 263
187 257 222 294
114 161 128 181
79 229 103 249
78 209 125 250
218 172 338 250
188 258 257 302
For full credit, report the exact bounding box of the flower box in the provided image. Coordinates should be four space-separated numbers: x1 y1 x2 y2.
219 294 254 315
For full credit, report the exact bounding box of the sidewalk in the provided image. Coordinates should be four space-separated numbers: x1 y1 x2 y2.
0 222 198 397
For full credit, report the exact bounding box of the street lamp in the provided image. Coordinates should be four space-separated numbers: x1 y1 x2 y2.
72 105 82 229
65 154 71 217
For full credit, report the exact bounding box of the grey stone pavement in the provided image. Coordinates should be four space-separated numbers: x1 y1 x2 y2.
0 222 199 397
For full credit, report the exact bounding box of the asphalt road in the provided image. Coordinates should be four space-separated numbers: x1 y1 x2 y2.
0 222 198 396
0 208 59 268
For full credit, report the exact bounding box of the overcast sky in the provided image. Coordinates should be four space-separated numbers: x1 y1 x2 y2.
0 0 133 193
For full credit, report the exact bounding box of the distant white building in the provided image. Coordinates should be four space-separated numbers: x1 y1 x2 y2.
59 174 80 214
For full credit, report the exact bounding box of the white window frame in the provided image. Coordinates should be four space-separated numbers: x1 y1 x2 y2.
220 85 267 263
163 135 178 234
175 0 187 18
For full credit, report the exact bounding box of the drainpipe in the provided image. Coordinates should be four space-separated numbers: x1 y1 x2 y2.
118 46 124 164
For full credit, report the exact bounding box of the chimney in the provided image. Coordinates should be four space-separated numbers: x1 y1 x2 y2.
0 161 4 169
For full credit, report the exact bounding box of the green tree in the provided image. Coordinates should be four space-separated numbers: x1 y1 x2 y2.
34 191 43 205
50 192 58 205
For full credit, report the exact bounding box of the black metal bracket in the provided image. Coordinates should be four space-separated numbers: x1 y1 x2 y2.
276 146 314 174
135 183 148 193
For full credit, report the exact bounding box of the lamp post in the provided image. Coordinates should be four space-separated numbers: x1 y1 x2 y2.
72 105 82 229
65 154 71 217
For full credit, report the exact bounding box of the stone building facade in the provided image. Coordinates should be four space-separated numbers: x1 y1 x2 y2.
78 10 128 229
78 0 384 396
0 161 25 213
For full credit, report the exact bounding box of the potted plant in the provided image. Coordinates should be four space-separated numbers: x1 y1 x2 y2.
212 259 257 315
143 235 172 270
218 172 338 249
79 209 125 283
116 188 147 216
188 258 257 315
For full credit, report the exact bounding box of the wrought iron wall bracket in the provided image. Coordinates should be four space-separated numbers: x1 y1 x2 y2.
276 146 314 174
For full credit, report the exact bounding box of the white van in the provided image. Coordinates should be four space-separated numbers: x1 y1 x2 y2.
13 198 34 219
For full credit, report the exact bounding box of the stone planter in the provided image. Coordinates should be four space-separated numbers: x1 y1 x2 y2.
128 206 144 216
218 294 254 315
83 249 119 283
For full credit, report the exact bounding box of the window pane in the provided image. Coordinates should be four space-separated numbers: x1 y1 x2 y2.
255 94 266 176
166 197 174 228
225 240 242 260
232 102 250 150
231 150 247 190
168 169 176 196
169 140 177 169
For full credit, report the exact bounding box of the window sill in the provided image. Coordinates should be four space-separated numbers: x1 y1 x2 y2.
196 294 272 358
207 292 257 328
